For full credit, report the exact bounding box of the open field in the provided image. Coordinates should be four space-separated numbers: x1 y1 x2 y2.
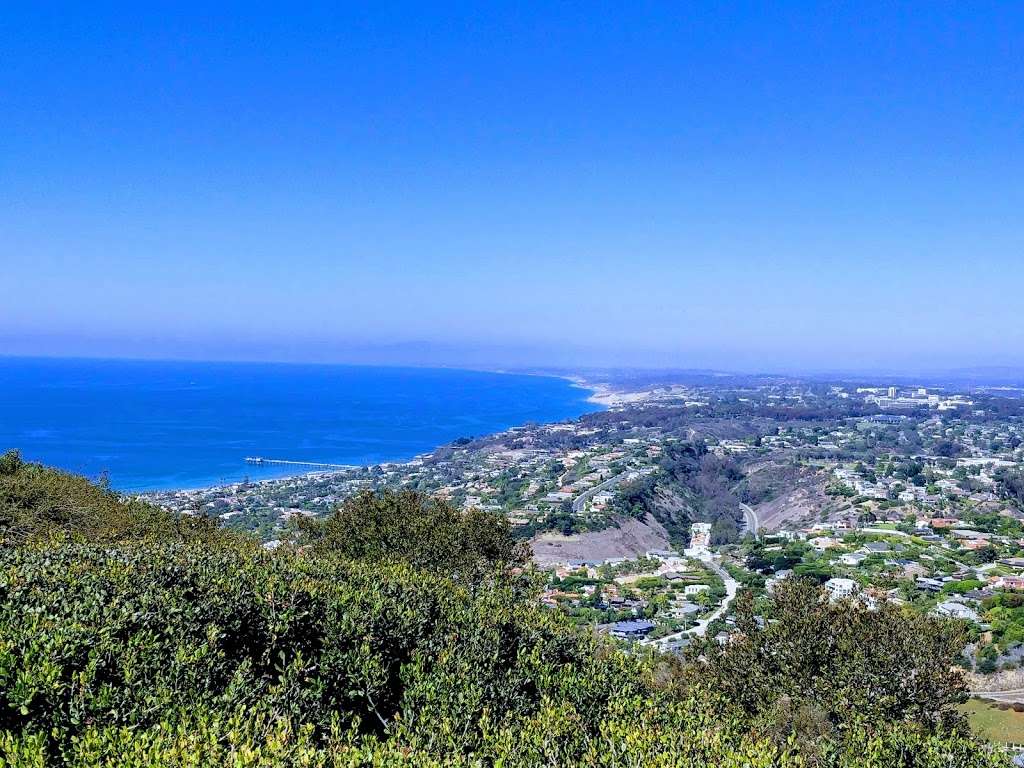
963 698 1024 744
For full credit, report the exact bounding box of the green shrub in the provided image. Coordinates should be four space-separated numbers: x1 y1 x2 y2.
0 467 1010 767
298 489 529 577
0 457 236 548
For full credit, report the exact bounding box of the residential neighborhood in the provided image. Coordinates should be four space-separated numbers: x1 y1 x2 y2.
148 373 1024 677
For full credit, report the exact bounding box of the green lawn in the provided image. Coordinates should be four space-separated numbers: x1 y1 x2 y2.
963 698 1024 744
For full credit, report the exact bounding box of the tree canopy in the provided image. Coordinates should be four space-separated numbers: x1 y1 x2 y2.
668 580 970 746
297 488 529 576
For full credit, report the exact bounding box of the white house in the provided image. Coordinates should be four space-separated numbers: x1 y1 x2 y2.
824 578 858 601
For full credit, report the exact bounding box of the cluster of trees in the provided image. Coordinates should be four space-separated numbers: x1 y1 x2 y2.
933 439 965 458
996 467 1024 507
982 592 1024 659
297 488 529 577
574 403 775 443
659 581 978 761
0 451 1010 766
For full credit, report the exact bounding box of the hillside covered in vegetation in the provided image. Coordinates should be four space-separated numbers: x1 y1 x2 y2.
0 451 1010 766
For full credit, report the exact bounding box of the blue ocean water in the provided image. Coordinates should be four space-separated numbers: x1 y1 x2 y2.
0 358 596 491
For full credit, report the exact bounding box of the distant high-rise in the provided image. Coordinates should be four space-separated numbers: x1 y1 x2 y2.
888 386 897 399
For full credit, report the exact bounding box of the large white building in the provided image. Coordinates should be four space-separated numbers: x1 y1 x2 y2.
824 578 857 601
685 522 713 557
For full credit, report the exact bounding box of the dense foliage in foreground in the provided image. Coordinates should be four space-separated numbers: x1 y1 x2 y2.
0 452 1010 766
0 451 233 548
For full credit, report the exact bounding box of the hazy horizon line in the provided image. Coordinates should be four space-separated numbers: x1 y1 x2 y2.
4 350 1024 385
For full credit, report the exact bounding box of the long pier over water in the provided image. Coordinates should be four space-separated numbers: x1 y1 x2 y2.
245 456 354 470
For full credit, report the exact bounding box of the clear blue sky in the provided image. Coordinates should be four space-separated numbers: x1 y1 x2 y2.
3 3 1022 373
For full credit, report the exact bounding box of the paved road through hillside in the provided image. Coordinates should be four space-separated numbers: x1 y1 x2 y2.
643 554 739 648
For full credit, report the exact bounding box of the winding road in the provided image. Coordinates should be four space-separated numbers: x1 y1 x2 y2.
740 502 759 537
643 554 739 648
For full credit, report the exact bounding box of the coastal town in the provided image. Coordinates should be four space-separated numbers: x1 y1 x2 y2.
8 3 1024 761
147 373 1024 678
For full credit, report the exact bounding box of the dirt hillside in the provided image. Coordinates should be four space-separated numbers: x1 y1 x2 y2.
531 514 671 567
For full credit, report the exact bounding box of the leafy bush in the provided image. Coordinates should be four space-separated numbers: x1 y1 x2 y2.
662 579 975 755
298 489 529 577
0 453 233 548
0 544 631 754
0 464 1010 766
